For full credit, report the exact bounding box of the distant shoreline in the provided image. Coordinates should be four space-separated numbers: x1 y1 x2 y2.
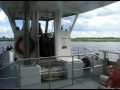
0 40 14 41
0 39 14 41
1 38 120 42
71 37 120 42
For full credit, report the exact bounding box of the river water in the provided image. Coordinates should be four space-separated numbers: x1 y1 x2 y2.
0 41 120 62
71 42 120 62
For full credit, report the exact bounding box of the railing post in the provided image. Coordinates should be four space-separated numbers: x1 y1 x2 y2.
119 54 120 59
78 47 80 59
103 51 107 74
18 60 21 89
91 54 95 80
48 59 51 89
72 56 74 85
2 47 4 52
103 51 107 59
36 59 39 64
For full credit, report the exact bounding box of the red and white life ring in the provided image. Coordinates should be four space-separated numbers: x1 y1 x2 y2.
15 36 35 55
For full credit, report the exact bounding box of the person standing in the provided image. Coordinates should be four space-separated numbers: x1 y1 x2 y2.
105 58 120 89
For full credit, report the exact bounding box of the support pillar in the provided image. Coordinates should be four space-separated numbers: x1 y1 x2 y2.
54 10 62 56
23 1 30 65
31 10 39 58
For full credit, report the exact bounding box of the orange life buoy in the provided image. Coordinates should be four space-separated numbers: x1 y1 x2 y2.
15 36 35 55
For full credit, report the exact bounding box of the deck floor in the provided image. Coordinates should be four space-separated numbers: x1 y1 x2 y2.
0 64 100 89
61 80 99 89
0 64 18 89
21 77 99 89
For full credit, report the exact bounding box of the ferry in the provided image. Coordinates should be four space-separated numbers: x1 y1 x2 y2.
0 1 118 89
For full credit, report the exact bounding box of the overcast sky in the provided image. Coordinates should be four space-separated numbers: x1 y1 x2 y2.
0 1 120 38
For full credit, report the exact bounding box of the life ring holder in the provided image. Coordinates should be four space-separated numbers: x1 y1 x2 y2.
15 36 35 55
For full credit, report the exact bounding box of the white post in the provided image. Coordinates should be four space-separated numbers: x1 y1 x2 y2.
31 10 39 58
36 11 40 58
23 1 30 64
54 10 62 56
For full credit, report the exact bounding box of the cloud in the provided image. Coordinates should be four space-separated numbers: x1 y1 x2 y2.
0 9 8 22
71 31 120 38
48 20 54 32
0 26 13 38
0 33 13 38
0 9 13 37
71 31 98 38
0 1 120 38
73 13 120 33
79 1 120 18
39 20 54 33
0 26 9 33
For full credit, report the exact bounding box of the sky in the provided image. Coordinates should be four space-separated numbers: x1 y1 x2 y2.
0 1 120 38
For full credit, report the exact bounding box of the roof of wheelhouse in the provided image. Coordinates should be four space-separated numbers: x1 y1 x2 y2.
0 1 116 20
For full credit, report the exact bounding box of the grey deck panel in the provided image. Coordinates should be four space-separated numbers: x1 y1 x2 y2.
0 65 100 89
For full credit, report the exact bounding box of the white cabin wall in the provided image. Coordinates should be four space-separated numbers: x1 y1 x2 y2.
54 10 71 56
57 31 71 56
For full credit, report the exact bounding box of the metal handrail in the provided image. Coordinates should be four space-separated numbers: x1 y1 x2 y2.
18 53 95 61
0 47 4 54
71 47 93 53
0 60 18 71
0 51 7 67
0 53 104 89
18 53 103 89
0 52 100 73
0 77 18 80
99 49 120 75
99 50 120 55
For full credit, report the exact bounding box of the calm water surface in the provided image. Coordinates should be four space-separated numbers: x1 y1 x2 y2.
0 41 120 62
71 42 120 62
0 41 14 48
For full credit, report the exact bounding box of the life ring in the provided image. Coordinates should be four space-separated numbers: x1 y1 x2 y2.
15 36 35 55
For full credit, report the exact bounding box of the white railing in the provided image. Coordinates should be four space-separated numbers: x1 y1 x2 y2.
0 47 5 67
0 47 4 54
0 52 105 89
